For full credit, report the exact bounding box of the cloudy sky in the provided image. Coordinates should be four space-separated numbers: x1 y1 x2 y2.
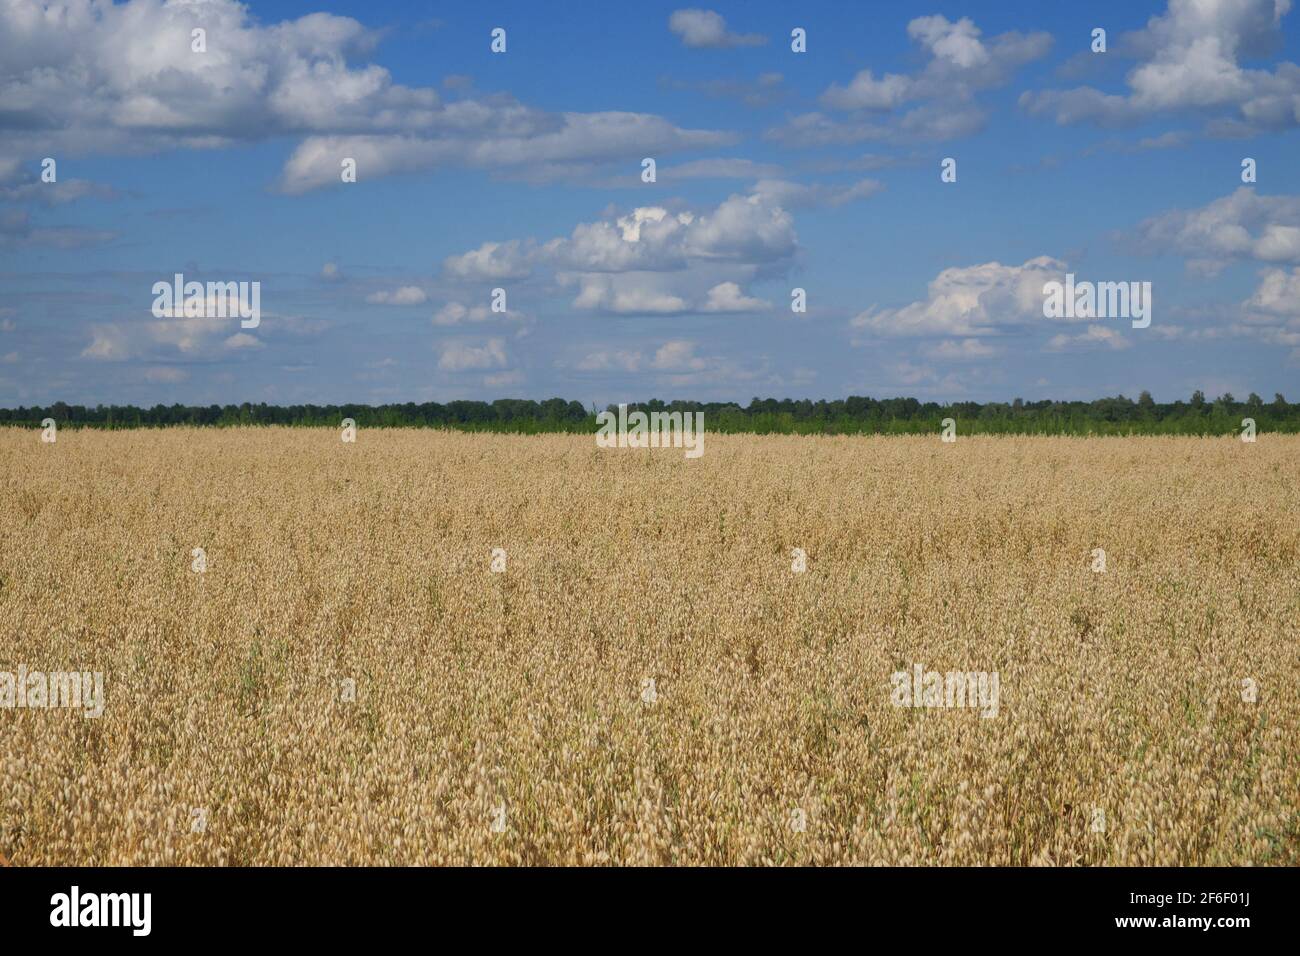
2 0 1299 407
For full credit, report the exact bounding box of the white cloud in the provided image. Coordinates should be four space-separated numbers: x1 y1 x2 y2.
223 332 264 350
1244 265 1300 316
0 0 731 193
432 302 489 325
908 14 992 70
770 15 1050 145
822 72 914 112
150 318 249 354
541 196 798 274
79 306 323 361
851 257 1068 337
445 191 798 317
651 339 710 370
1235 267 1300 347
81 325 132 360
701 281 770 313
279 113 732 193
766 106 990 147
1135 188 1300 271
573 349 643 372
569 275 690 315
1045 325 1132 351
668 9 766 48
366 286 427 305
558 269 774 317
1021 0 1300 133
437 337 507 371
442 240 533 280
2 2 402 153
925 338 1000 361
431 301 526 326
676 194 797 262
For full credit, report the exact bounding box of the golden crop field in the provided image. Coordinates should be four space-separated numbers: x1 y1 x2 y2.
1 427 1296 866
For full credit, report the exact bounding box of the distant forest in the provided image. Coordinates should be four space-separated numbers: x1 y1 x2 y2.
3 391 1296 435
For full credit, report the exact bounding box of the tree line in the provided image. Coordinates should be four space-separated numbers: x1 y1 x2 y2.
2 391 1295 435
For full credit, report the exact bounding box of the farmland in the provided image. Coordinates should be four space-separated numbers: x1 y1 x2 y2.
1 428 1296 865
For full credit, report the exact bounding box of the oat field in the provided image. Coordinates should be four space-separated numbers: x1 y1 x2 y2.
1 428 1296 866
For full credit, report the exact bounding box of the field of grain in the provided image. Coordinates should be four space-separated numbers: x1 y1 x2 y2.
0 428 1296 865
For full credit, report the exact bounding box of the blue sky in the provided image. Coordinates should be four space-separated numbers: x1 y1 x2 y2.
2 0 1298 406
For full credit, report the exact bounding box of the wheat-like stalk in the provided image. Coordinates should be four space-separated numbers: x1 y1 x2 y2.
0 428 1295 865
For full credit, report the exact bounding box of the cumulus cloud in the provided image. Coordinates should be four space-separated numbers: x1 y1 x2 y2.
442 191 795 317
569 276 690 315
1020 0 1300 134
79 306 326 362
851 257 1068 337
142 318 233 355
0 0 731 192
650 339 710 370
431 301 527 326
769 15 1050 145
442 240 533 280
81 325 134 361
1134 187 1300 272
223 332 264 350
81 318 259 360
1234 267 1300 348
433 302 489 326
1243 265 1300 316
2 2 396 153
668 9 766 48
700 281 770 313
